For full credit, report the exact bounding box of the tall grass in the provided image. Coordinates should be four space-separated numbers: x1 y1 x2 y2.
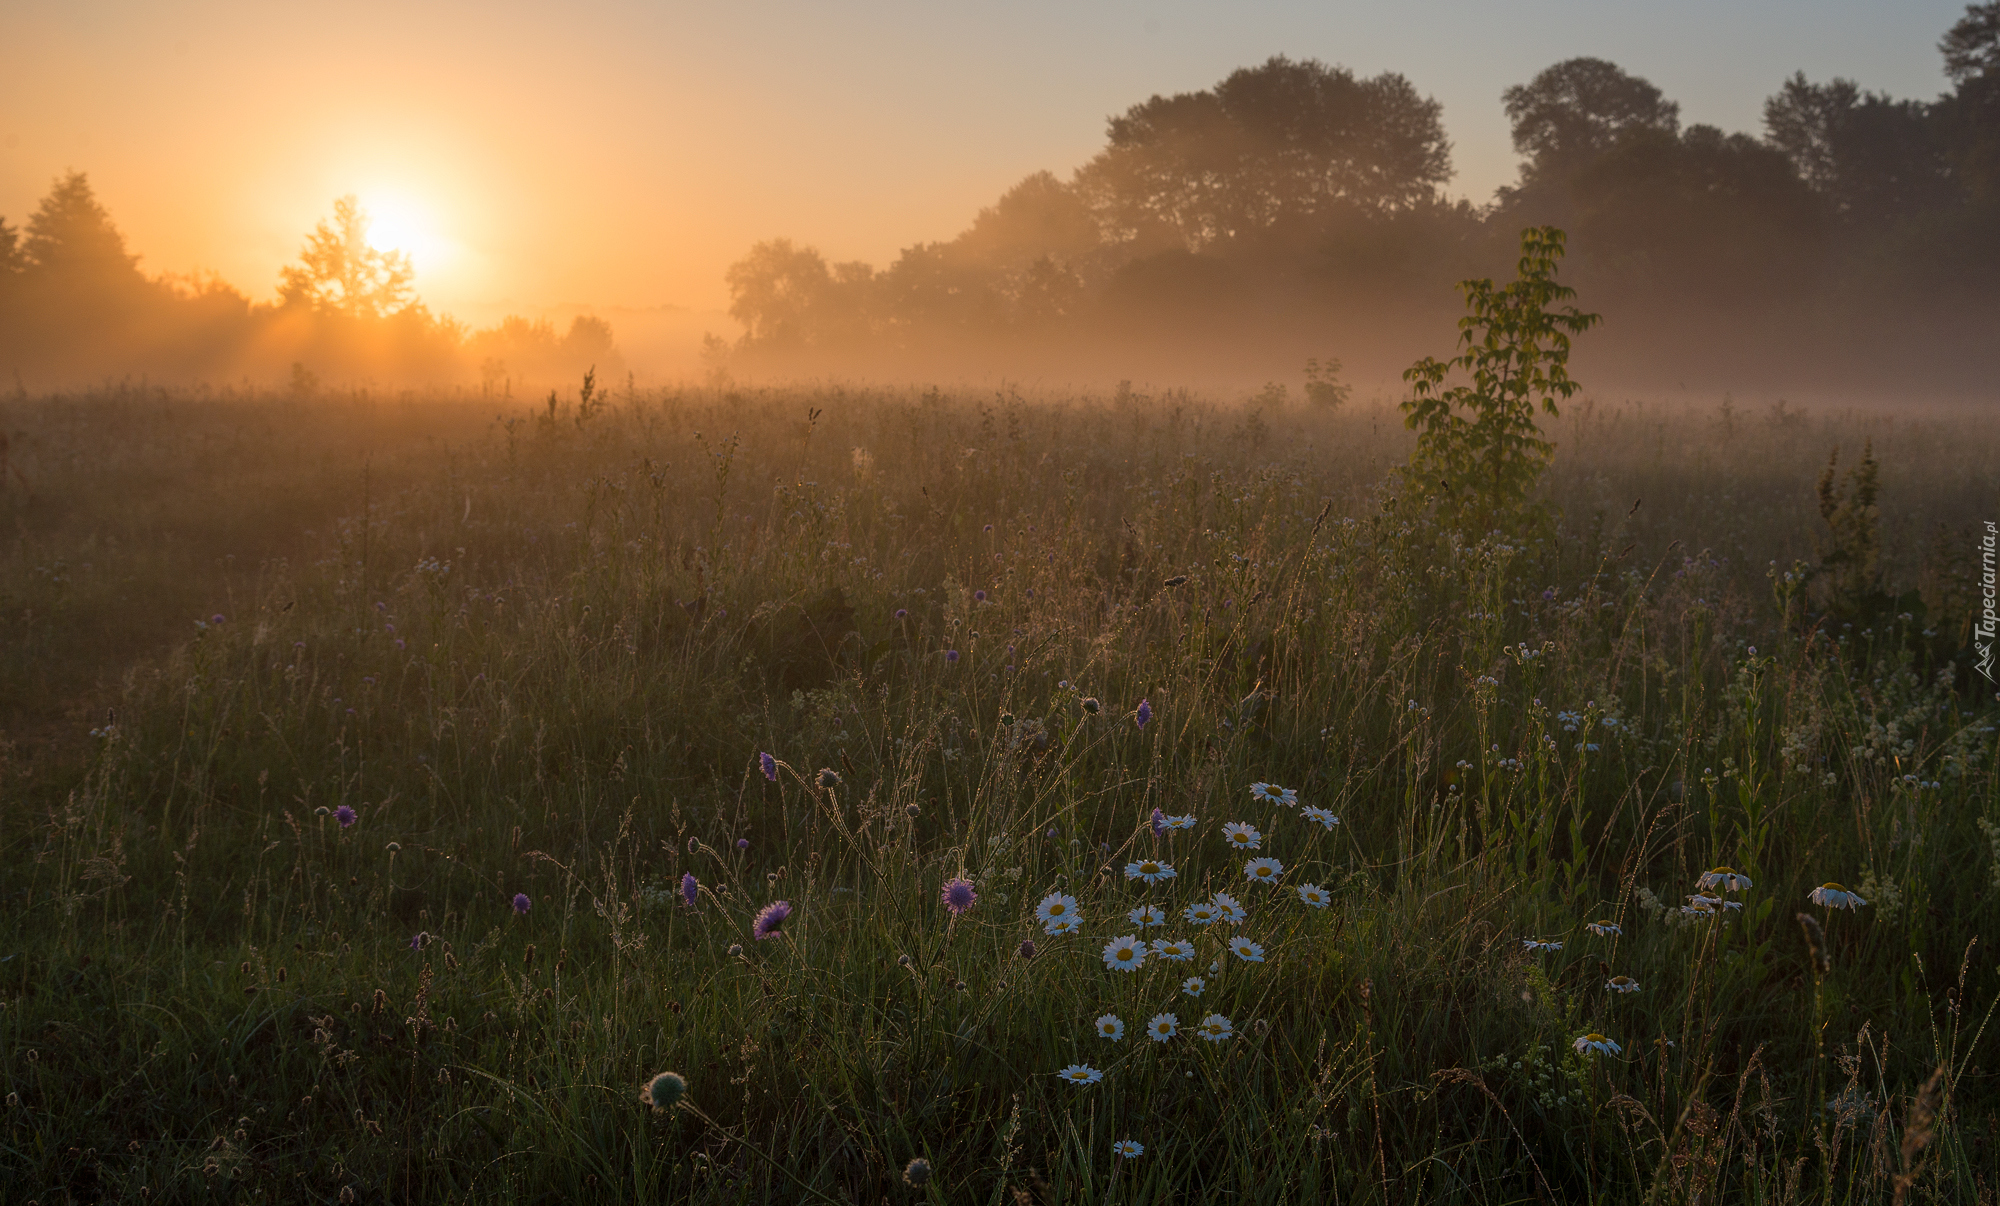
2 381 1996 1203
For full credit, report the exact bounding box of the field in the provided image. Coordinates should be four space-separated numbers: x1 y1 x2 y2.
1 377 1997 1203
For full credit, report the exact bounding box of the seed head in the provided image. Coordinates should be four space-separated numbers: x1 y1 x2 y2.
903 1157 932 1187
642 1071 687 1112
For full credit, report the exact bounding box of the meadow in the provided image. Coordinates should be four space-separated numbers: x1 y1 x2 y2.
0 372 1996 1204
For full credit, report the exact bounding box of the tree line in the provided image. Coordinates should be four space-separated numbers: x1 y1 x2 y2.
721 4 2000 389
0 181 618 388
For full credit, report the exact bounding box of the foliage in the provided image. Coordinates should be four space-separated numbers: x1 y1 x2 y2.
277 195 417 320
1501 57 1681 183
1399 226 1599 534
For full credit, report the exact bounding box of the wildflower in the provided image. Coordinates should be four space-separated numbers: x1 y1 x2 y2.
385 842 401 853
1165 812 1196 830
1522 938 1563 952
1300 806 1340 829
1688 890 1737 912
945 649 960 664
1147 1013 1179 1041
759 752 777 781
1018 939 1037 959
893 608 909 621
1809 883 1868 909
903 1158 931 1187
1183 901 1222 925
1585 919 1621 937
1150 807 1167 836
335 805 356 828
409 931 429 950
1056 1064 1103 1085
1248 782 1287 805
1198 1014 1236 1042
974 590 988 603
512 893 531 915
726 943 743 957
1102 935 1146 971
1125 859 1177 884
1222 821 1262 850
1182 976 1205 997
942 877 978 915
1573 1033 1621 1056
816 767 842 789
1152 938 1196 961
682 873 698 908
1211 892 1247 923
736 838 749 850
641 1071 687 1111
1243 857 1283 885
1113 1139 1144 1158
1296 883 1330 908
1095 1014 1125 1041
752 900 793 940
1135 699 1153 729
1228 936 1265 963
1036 893 1080 926
1279 786 1298 805
1698 866 1753 892
1607 975 1641 994
1081 696 1101 715
1046 914 1082 936
1129 904 1165 928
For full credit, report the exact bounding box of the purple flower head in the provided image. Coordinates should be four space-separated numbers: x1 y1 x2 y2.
1136 699 1153 729
211 613 226 625
682 872 699 908
1018 939 1037 959
752 900 793 941
736 837 750 850
1150 808 1167 836
409 931 429 950
945 649 960 664
974 590 988 603
759 751 778 782
894 608 909 620
334 805 356 828
941 877 978 915
512 892 531 915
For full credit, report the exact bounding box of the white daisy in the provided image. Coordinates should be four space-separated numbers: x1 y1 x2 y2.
1129 904 1166 928
1278 786 1298 806
1697 866 1754 892
1211 892 1247 923
1056 1064 1103 1084
1045 913 1083 936
1221 821 1262 850
1229 936 1265 963
1606 975 1640 994
1102 934 1146 972
1585 919 1621 937
1300 806 1340 829
1147 1012 1179 1041
1248 782 1286 804
1095 1013 1126 1040
1036 893 1080 925
1124 859 1177 885
1112 1139 1143 1158
1809 883 1868 909
1572 1033 1620 1056
1164 813 1197 830
1198 1013 1236 1042
1183 900 1222 925
1182 976 1205 997
1243 857 1283 885
1296 883 1330 908
1521 938 1563 952
1151 937 1196 962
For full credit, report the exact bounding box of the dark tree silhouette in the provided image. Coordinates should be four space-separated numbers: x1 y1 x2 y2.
278 196 416 319
1502 58 1680 183
1942 1 2000 83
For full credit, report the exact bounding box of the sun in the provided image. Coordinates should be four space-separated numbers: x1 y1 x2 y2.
358 192 447 269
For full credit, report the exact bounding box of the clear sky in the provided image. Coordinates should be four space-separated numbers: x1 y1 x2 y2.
0 0 1969 322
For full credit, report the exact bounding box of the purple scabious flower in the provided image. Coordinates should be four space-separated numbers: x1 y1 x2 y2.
974 590 988 603
736 837 750 850
945 649 960 664
759 751 777 781
941 877 978 915
752 900 793 940
334 805 356 828
682 873 699 908
1017 939 1037 959
211 613 226 625
1136 699 1153 729
894 608 909 620
1150 808 1167 836
512 893 531 915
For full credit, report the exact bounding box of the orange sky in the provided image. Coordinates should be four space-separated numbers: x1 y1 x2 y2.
2 0 1963 330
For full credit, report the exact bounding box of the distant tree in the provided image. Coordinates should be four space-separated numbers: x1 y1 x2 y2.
1763 73 1861 193
22 171 146 287
725 239 877 349
1762 75 1949 229
0 217 22 277
1012 255 1086 328
1080 56 1451 251
877 243 1001 339
278 196 416 319
952 172 1100 271
1502 59 1680 183
1942 1 2000 84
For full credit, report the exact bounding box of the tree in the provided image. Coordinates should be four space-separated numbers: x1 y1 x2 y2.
1763 75 1949 231
23 171 145 286
724 239 876 349
278 196 416 319
1079 56 1451 252
952 172 1100 271
1502 59 1680 183
0 217 23 277
1942 1 2000 84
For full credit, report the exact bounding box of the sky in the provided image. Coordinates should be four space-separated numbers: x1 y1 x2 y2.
1 0 1971 325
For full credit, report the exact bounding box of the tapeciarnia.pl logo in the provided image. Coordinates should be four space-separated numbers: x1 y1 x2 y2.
1978 520 1996 683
